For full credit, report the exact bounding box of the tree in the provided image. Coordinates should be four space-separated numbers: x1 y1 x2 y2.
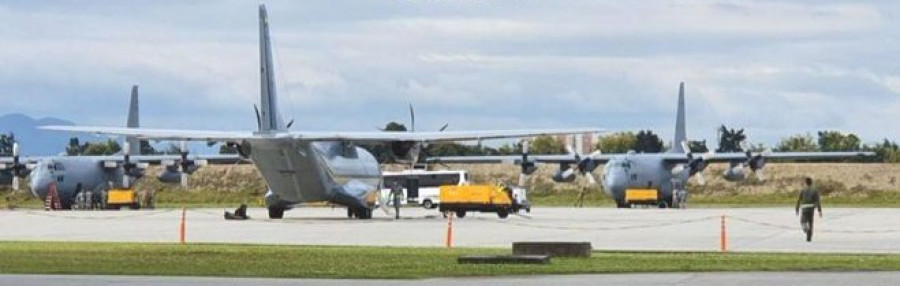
219 144 238 154
530 135 565 154
688 140 708 153
775 133 818 152
382 122 407 132
596 132 636 153
716 125 746 152
139 140 159 155
66 137 82 155
0 133 15 156
864 139 900 163
82 139 121 155
817 131 860 152
634 130 663 153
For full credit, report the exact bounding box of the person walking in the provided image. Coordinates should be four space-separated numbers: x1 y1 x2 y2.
390 181 404 220
795 177 823 242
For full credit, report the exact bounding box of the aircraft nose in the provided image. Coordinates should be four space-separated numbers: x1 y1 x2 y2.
29 170 50 199
604 170 627 197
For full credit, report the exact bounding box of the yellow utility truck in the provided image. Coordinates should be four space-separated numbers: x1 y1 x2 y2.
438 184 530 219
624 189 660 207
106 188 141 210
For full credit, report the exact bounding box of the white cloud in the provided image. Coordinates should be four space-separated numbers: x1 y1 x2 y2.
0 0 897 148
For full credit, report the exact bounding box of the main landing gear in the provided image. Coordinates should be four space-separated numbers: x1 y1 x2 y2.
346 207 373 219
268 207 285 219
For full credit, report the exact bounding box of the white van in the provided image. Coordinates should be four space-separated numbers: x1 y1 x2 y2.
380 169 468 209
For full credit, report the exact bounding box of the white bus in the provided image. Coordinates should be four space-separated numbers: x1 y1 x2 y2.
380 169 469 209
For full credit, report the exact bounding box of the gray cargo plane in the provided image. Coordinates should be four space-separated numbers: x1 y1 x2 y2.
1 85 239 208
430 83 874 208
42 5 599 218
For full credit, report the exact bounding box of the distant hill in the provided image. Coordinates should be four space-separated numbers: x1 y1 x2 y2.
0 113 82 156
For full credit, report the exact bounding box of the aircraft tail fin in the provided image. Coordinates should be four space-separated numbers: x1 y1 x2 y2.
671 82 687 153
126 84 141 155
257 4 286 133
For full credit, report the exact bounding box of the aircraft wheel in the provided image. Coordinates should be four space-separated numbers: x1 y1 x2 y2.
455 210 466 218
497 210 509 219
268 207 285 219
658 201 669 209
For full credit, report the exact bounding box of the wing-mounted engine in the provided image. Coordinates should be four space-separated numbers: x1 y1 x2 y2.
670 141 713 185
159 141 207 187
101 141 149 188
721 150 768 182
0 142 36 190
723 161 746 181
551 136 601 185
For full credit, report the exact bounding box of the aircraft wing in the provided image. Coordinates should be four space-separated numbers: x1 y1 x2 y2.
86 154 245 165
40 126 254 142
703 151 874 162
0 156 50 166
428 154 618 164
289 128 603 142
42 126 602 143
659 151 875 163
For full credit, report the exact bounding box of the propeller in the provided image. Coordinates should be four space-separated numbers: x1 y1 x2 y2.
1 142 30 190
560 135 602 186
672 140 714 185
381 104 449 169
161 141 207 187
517 140 536 187
738 141 770 182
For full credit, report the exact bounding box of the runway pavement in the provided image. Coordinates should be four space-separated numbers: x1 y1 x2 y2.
0 207 898 253
1 272 897 286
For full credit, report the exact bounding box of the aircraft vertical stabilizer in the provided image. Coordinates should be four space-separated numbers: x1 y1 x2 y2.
671 82 687 153
257 4 286 133
126 84 141 155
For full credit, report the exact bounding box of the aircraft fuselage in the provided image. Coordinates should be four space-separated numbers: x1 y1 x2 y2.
249 139 382 210
602 154 690 205
29 157 131 208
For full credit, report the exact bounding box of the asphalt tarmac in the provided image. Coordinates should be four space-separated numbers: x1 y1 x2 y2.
1 207 898 253
1 272 897 286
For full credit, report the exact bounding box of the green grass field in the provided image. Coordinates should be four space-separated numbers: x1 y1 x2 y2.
0 242 897 279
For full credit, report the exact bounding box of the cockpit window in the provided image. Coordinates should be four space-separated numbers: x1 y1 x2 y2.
52 163 65 171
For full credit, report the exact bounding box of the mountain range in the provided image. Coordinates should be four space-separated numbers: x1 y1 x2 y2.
0 113 83 156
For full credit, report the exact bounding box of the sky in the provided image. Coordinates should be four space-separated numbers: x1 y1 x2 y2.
0 0 898 149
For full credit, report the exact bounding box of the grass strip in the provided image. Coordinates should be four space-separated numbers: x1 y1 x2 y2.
0 242 897 279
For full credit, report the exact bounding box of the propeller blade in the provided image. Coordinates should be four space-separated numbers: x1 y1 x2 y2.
12 142 20 157
680 140 690 154
12 176 19 191
180 172 188 188
123 174 129 188
408 103 415 133
518 173 528 187
438 123 449 132
671 164 685 175
253 105 261 129
377 190 392 215
585 172 598 186
697 173 706 185
756 169 766 182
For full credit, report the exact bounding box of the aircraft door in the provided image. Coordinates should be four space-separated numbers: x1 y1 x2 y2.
405 178 419 200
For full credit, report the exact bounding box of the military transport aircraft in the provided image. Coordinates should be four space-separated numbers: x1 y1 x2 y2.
1 85 239 209
429 83 874 208
42 5 599 218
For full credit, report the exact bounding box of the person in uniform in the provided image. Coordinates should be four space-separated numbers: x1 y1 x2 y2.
390 181 404 219
795 177 823 242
